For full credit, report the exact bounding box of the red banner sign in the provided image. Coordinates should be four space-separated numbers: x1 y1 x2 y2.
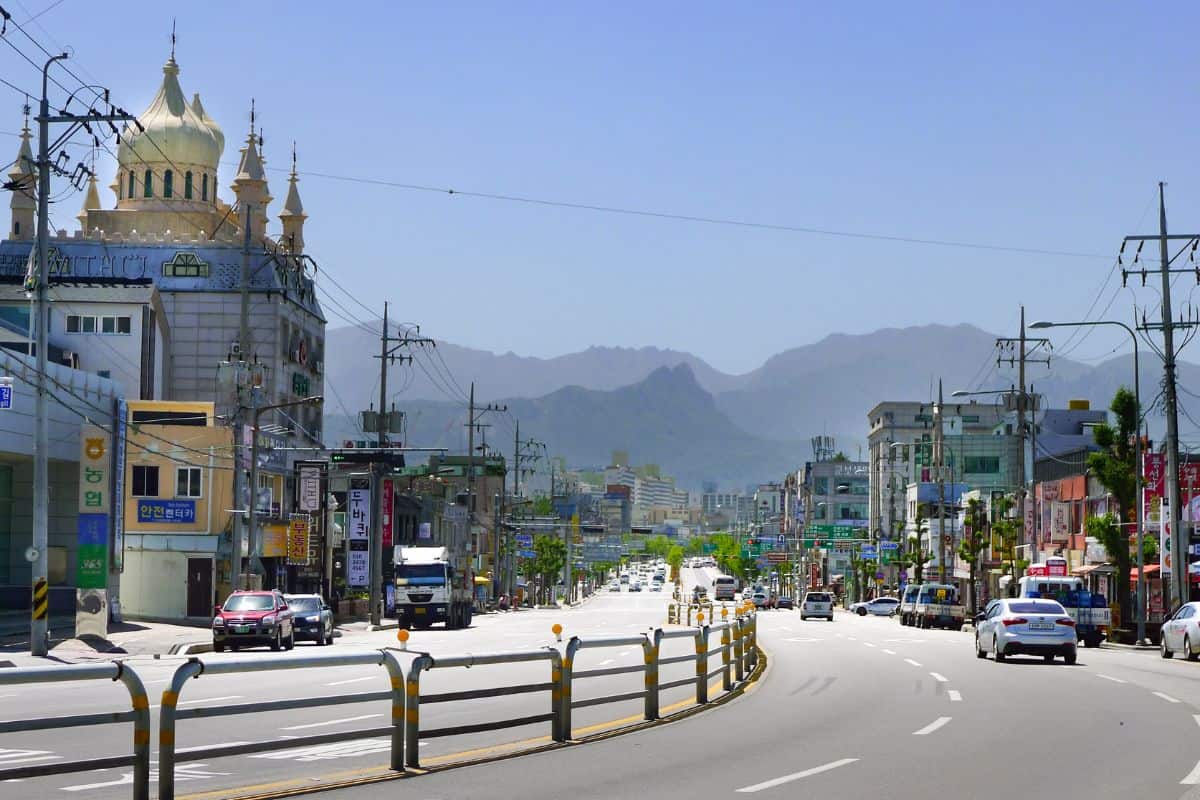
381 479 394 548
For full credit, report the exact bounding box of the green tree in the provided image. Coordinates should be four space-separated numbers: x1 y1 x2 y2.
1087 386 1138 624
643 535 671 559
666 545 685 581
531 533 566 604
531 496 555 516
991 494 1023 596
957 497 989 616
685 536 706 555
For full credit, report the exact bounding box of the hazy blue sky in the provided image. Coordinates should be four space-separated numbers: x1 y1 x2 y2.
4 2 1200 374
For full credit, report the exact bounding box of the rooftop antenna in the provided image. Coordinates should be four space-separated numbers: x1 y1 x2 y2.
249 98 255 133
170 18 176 59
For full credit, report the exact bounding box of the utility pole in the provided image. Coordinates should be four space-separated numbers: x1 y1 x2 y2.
996 306 1049 564
1123 183 1200 609
465 383 506 596
29 54 133 656
935 382 946 583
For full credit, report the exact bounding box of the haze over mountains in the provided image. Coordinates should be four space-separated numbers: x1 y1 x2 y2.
324 322 1200 489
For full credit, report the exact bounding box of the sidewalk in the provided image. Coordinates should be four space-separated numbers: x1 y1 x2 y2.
0 616 213 668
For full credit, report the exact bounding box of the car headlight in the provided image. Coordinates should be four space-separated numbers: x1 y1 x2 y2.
307 615 321 623
213 617 225 627
262 614 276 626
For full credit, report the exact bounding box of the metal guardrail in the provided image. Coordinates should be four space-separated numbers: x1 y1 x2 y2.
158 649 406 800
3 611 760 800
0 661 150 800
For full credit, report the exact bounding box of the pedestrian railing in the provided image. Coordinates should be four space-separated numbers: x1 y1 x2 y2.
157 649 406 800
4 612 760 800
0 661 151 800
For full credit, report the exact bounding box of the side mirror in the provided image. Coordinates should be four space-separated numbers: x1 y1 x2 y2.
213 605 222 616
973 613 985 623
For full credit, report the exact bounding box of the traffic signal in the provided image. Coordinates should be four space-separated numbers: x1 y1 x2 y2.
747 538 756 546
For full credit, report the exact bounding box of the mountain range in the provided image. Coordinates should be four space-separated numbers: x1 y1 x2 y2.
324 322 1200 489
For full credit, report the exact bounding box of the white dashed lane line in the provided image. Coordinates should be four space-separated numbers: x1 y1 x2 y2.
1096 674 1127 684
1153 691 1181 704
912 716 952 735
904 658 922 667
882 649 896 655
948 690 962 702
325 676 375 687
280 713 382 731
929 672 948 683
735 758 859 793
863 642 876 648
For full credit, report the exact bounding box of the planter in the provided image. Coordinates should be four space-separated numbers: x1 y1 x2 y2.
336 600 353 619
351 598 369 617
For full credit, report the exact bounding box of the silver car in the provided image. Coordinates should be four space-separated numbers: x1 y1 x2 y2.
974 598 1077 664
1160 601 1200 660
801 591 834 621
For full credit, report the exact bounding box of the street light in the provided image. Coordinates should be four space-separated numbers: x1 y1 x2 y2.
1031 318 1146 644
241 395 324 589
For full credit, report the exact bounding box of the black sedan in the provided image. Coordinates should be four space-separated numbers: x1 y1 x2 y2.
283 594 334 645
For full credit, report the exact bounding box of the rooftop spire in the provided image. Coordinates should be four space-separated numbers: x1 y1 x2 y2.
170 18 176 60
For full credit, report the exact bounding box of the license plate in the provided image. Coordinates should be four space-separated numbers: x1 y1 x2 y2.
414 608 426 615
1029 622 1054 630
233 625 250 633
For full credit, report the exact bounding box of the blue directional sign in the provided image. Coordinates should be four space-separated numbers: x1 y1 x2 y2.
0 384 11 410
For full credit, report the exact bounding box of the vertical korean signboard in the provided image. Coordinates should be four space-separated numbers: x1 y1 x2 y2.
77 425 111 637
381 479 393 548
347 487 370 587
288 515 311 566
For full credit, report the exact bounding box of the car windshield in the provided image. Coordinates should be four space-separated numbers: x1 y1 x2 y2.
223 595 273 612
1008 601 1066 615
286 597 320 612
807 594 830 602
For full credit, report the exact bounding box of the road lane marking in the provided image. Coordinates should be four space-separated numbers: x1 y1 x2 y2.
735 758 859 793
882 649 897 655
929 672 948 682
846 636 857 641
948 690 962 702
1097 674 1127 684
1153 691 1181 704
326 676 375 686
912 716 952 735
280 714 382 731
904 658 922 667
0 749 58 765
151 695 242 709
784 637 823 643
863 642 876 648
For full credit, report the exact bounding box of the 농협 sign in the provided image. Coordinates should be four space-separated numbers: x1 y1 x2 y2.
347 487 370 587
77 425 111 587
76 513 108 590
137 499 196 524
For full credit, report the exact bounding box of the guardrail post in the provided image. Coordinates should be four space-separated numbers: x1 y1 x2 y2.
380 650 407 772
405 655 433 768
748 613 758 670
733 617 745 682
642 630 661 720
159 660 203 800
562 637 581 740
548 646 565 742
720 624 733 691
695 626 709 704
114 662 151 800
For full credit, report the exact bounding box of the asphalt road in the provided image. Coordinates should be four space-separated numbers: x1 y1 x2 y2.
1 567 721 799
318 600 1200 800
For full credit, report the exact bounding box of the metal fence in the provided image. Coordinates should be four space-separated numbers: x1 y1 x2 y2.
0 612 759 800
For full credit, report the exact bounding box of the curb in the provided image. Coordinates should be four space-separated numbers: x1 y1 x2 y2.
170 641 213 656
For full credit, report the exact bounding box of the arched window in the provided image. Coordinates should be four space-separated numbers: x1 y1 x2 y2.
201 173 208 202
163 170 173 198
184 171 193 199
127 170 134 199
143 170 152 198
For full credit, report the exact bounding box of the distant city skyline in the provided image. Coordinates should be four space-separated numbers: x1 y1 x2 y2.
3 2 1199 372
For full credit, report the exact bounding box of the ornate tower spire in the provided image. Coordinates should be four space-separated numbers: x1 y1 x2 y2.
279 142 307 254
7 109 36 240
230 100 271 240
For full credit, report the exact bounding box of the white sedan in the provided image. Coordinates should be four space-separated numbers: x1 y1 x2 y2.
1161 601 1200 660
850 597 900 616
974 598 1077 664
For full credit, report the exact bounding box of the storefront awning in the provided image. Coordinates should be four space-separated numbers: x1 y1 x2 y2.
1072 563 1115 576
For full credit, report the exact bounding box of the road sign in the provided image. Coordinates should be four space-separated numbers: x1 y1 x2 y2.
767 552 789 564
517 549 536 559
0 380 11 410
515 534 533 547
777 534 786 545
875 570 885 580
807 524 859 539
880 541 900 551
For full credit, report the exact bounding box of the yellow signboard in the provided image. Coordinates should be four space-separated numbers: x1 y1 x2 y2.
288 515 310 565
262 524 287 558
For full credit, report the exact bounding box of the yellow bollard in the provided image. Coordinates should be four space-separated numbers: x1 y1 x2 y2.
553 623 563 642
697 611 705 625
721 607 728 620
396 629 410 651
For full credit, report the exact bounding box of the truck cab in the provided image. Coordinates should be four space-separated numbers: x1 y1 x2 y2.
1018 575 1110 648
899 584 921 626
395 546 474 629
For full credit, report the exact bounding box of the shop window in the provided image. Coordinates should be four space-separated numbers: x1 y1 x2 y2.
176 467 202 498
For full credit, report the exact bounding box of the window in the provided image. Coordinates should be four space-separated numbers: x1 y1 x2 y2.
132 465 159 497
101 316 115 334
118 316 131 334
97 370 110 379
81 316 96 333
163 169 173 198
176 467 202 498
964 456 1000 474
66 315 80 333
65 315 130 335
143 170 152 198
127 170 134 199
201 173 208 201
184 171 193 199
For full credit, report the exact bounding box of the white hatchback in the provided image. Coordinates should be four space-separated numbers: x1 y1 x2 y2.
801 591 834 621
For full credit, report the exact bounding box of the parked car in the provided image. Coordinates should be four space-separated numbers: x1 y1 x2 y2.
974 598 1077 664
213 590 295 652
801 590 834 621
283 593 334 646
851 597 900 617
776 595 795 610
1160 601 1200 660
